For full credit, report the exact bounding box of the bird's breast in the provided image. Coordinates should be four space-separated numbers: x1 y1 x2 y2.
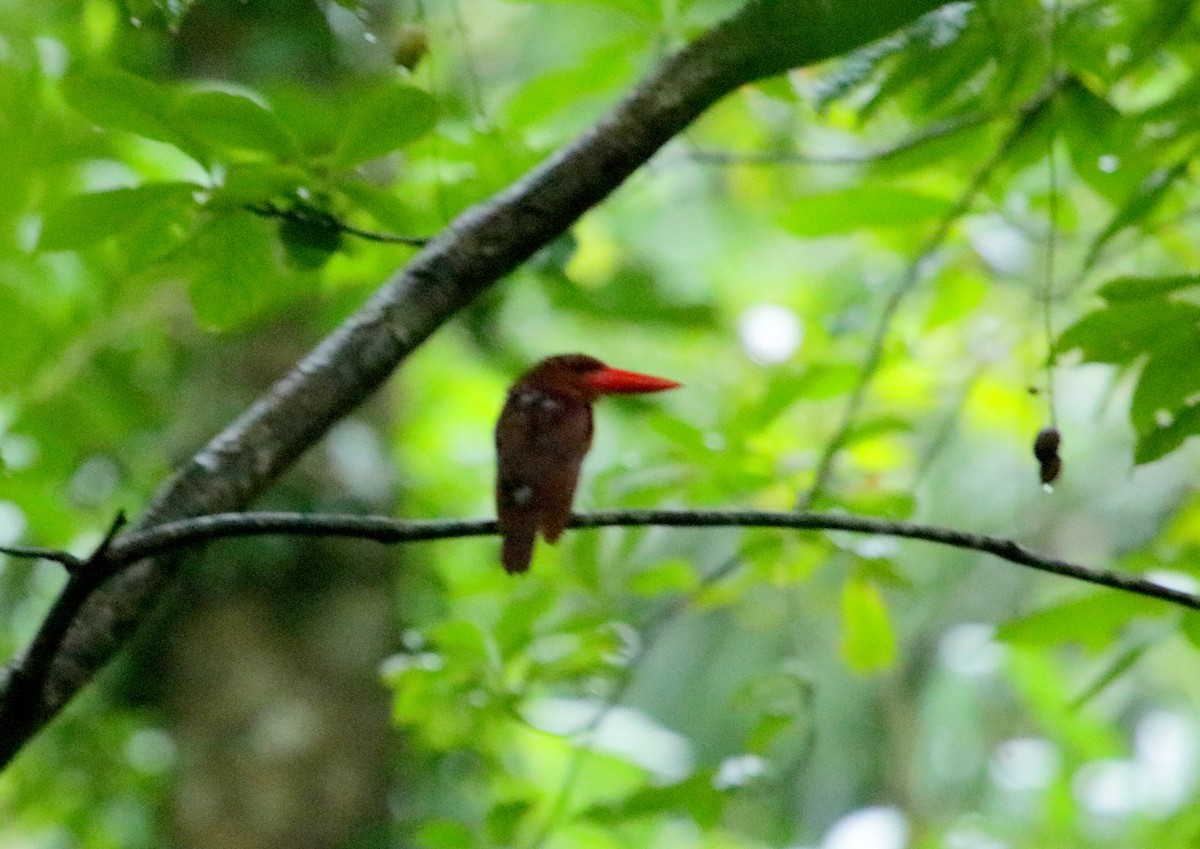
496 387 594 467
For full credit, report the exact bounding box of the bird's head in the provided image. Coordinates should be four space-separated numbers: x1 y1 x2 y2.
519 354 681 402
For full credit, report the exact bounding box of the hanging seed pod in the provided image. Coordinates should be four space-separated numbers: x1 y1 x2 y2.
393 23 428 71
1033 426 1062 485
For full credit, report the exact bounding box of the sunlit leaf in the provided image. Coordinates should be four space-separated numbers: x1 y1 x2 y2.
417 819 476 849
505 0 659 20
782 187 953 237
629 559 698 595
582 772 723 829
1069 640 1155 710
840 578 896 673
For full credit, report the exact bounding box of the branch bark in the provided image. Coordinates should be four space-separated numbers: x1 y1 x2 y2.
0 0 951 764
12 509 1198 612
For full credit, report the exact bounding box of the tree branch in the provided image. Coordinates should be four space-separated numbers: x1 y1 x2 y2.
3 508 1195 614
246 202 431 247
0 0 953 765
4 503 1191 767
97 510 1200 610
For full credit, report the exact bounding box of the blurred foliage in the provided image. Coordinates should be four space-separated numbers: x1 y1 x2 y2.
5 0 1200 847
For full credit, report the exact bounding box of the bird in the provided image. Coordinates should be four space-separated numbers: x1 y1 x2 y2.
494 353 680 574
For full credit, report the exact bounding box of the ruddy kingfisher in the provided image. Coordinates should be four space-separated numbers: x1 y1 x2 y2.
494 354 680 574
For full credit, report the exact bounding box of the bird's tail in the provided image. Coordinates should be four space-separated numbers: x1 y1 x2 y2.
501 530 536 574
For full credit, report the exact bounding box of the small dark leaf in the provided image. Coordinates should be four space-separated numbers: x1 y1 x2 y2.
278 210 344 269
841 578 896 673
1039 455 1062 486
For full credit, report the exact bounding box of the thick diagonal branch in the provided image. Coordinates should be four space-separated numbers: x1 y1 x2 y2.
0 0 950 765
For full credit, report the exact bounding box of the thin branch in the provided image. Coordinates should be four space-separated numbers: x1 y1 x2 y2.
246 203 431 247
0 545 82 572
0 512 128 748
1041 0 1061 429
799 82 1057 510
3 509 1194 612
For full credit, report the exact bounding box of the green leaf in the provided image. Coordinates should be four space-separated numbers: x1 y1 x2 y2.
172 89 301 159
1083 162 1188 268
1069 641 1154 711
998 594 1163 650
39 183 200 251
331 83 438 168
1181 612 1200 647
542 264 718 328
62 68 185 148
181 211 313 330
484 800 533 847
504 38 637 132
1098 274 1200 301
1055 299 1200 365
429 617 490 667
582 772 723 829
218 163 308 204
1059 79 1144 201
781 187 953 237
840 578 896 673
1130 341 1200 433
417 819 476 849
1135 401 1200 465
629 559 698 595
